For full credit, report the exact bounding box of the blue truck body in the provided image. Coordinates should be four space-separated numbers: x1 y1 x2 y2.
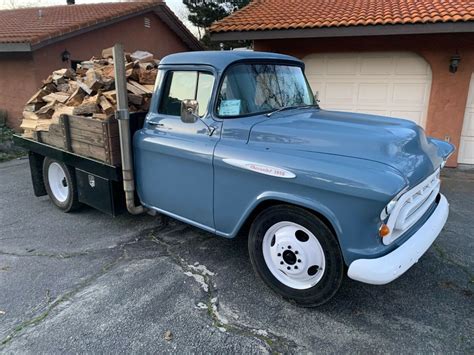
133 51 454 266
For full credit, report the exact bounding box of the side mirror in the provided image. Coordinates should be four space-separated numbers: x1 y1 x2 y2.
180 99 199 124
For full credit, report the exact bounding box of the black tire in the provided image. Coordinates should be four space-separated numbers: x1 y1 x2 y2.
42 157 80 212
248 205 344 307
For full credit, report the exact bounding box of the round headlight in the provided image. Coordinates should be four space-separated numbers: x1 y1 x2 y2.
380 186 409 221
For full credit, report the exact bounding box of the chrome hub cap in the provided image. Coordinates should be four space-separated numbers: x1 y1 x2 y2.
48 162 69 203
263 221 326 290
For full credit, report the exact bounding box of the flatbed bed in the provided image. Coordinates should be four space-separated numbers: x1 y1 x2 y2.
13 112 145 216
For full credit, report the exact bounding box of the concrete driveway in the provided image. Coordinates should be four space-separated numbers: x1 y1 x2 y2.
0 158 473 353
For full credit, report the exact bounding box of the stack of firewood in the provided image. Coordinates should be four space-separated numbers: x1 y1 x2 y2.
21 48 158 138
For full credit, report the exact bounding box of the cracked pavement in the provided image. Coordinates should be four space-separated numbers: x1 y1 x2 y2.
0 158 473 353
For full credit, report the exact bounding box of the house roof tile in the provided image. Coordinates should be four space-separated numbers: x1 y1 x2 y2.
210 0 474 33
0 1 164 45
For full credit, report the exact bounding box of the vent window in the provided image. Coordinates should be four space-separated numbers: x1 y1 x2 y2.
144 17 151 28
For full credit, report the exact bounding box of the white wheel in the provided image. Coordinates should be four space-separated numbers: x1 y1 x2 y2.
43 158 80 212
248 205 343 306
262 221 326 290
47 162 69 203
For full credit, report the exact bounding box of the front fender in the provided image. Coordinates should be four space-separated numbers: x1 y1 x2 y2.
215 190 343 240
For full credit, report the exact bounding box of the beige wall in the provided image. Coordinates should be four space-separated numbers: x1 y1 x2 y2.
2 11 191 130
255 33 474 167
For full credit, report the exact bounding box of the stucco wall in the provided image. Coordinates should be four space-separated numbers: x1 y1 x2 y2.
2 11 191 130
254 33 474 167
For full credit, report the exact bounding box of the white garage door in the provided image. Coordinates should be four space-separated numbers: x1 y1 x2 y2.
304 52 432 127
458 74 474 165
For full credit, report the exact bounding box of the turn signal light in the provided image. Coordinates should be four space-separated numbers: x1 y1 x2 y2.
379 224 390 238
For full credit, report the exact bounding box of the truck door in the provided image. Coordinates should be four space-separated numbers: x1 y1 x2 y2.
134 69 220 230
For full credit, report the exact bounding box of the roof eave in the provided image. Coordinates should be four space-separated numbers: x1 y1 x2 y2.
153 5 203 51
211 21 474 41
0 42 31 52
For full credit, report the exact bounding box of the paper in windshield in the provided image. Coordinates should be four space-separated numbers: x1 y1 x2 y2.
219 99 241 116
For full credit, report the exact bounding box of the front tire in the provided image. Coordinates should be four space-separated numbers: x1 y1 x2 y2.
248 205 344 307
43 158 80 212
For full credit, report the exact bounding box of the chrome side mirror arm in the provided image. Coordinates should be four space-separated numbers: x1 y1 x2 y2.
181 99 216 136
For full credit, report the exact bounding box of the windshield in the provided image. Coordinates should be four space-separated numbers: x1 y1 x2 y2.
216 63 316 117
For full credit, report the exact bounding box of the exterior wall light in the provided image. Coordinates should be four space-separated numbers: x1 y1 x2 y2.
449 54 461 73
61 49 71 63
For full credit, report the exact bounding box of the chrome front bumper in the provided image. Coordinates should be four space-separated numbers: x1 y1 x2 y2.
347 194 449 285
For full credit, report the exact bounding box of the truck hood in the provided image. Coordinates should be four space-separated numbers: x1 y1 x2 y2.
249 109 454 186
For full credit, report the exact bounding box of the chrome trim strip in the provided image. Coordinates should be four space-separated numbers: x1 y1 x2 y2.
223 159 296 179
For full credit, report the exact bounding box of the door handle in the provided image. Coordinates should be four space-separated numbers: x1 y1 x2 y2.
148 122 164 127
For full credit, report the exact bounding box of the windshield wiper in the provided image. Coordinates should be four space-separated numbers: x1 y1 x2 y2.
266 104 319 117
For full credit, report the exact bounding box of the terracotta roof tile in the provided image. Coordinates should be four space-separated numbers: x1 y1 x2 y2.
0 1 162 44
211 0 474 33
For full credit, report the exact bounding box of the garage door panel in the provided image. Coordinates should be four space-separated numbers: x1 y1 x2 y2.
392 83 428 104
390 111 423 123
326 57 358 75
462 111 474 137
395 56 430 75
459 74 474 164
360 57 394 75
358 83 389 103
305 58 327 78
458 137 474 164
325 83 355 103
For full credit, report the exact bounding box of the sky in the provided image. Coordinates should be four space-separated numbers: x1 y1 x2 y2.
0 0 194 32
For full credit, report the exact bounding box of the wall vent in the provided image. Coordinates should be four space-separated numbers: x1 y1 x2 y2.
144 17 151 28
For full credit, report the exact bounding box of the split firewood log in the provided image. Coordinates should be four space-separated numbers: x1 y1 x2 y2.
42 92 70 104
101 47 113 59
73 101 99 116
98 95 115 116
138 68 157 85
35 101 57 118
102 90 117 105
24 102 46 112
65 87 85 106
85 68 104 92
128 93 143 106
52 105 75 122
26 88 49 104
128 80 153 94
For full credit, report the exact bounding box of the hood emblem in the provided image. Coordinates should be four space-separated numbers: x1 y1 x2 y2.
223 159 296 179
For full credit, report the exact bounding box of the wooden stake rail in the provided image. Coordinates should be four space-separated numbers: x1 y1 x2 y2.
36 114 121 165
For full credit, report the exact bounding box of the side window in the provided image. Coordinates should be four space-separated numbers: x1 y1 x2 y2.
159 71 214 117
196 73 214 116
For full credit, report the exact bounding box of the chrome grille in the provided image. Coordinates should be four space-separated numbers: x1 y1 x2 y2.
383 169 440 245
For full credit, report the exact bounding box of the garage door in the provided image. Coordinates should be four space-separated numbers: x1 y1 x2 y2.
458 74 474 165
304 52 432 127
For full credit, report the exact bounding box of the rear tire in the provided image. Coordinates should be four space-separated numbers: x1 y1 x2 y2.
248 205 344 307
42 158 80 212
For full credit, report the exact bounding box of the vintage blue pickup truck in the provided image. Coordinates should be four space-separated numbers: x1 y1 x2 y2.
16 47 454 306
